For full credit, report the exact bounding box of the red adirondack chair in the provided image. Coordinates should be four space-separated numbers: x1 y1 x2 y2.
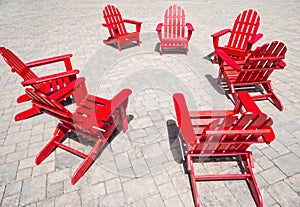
156 5 194 55
102 4 142 51
24 77 132 184
0 47 79 121
211 9 263 63
216 41 287 111
173 91 275 207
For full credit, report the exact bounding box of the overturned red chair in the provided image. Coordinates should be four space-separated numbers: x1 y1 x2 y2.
156 5 194 55
211 9 262 63
102 4 142 51
173 91 275 207
216 41 287 111
0 46 79 121
24 77 132 184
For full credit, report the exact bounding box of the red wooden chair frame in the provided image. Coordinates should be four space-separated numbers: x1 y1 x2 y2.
216 41 287 111
25 77 132 184
211 9 263 63
0 47 79 121
156 5 194 55
102 4 142 51
173 91 275 207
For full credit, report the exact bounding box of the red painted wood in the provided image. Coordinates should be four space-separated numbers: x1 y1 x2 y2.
157 5 194 55
25 77 132 184
0 47 79 121
102 4 142 51
211 9 262 63
173 91 274 207
217 41 287 110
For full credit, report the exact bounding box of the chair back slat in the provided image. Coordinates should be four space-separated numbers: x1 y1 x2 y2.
228 9 260 51
236 41 287 83
103 5 127 37
164 5 185 39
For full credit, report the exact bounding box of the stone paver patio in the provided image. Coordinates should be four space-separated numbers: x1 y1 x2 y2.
0 0 299 206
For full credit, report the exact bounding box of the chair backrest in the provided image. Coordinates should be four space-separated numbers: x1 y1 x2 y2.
103 4 127 37
0 47 45 90
25 88 72 119
236 41 287 83
173 92 275 154
228 9 260 51
163 5 186 39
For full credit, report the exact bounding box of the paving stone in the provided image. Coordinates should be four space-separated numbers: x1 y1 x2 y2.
47 168 71 184
260 166 286 185
36 198 55 207
55 191 81 207
123 176 157 203
0 161 18 185
273 153 300 176
255 155 274 170
285 173 300 192
164 195 185 207
0 144 15 156
99 191 127 207
4 181 22 197
20 175 46 206
80 182 106 204
144 194 165 207
105 178 122 194
1 194 20 207
47 182 64 198
158 182 178 200
268 181 300 207
131 199 147 207
16 167 32 181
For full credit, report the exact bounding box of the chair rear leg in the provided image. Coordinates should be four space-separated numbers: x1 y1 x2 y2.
35 124 68 165
71 139 105 185
241 154 263 207
187 155 201 207
262 82 283 111
118 40 122 52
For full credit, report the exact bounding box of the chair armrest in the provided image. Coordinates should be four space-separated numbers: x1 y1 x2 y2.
21 70 79 86
215 49 241 70
186 23 194 31
278 60 286 69
26 54 73 68
156 23 163 32
211 28 231 38
237 92 263 114
249 33 263 45
111 89 132 111
102 23 117 30
124 19 142 25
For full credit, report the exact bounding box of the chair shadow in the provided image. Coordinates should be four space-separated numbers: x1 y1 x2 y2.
66 114 134 160
203 51 214 63
166 119 186 164
154 42 187 55
205 74 226 95
105 42 140 51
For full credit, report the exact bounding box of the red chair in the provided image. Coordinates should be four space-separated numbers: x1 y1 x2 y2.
0 47 79 121
211 9 263 63
24 77 132 184
173 91 275 207
216 41 287 111
156 5 194 55
102 4 142 51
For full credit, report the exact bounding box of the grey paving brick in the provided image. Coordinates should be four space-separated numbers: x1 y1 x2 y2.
47 182 64 198
55 191 81 207
268 181 300 207
3 181 22 198
273 153 300 176
260 166 286 185
105 178 122 194
16 168 32 181
80 182 106 204
1 194 20 207
164 195 185 207
0 161 18 185
20 175 46 206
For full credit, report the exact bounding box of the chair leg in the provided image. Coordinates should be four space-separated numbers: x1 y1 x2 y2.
71 139 105 185
120 106 128 132
14 107 41 121
262 82 283 111
187 155 201 207
118 41 122 52
241 154 263 207
35 124 68 165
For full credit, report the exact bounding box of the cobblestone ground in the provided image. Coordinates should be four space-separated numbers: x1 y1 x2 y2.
0 0 300 206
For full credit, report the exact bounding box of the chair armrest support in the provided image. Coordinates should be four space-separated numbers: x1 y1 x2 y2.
215 49 241 70
21 70 79 86
111 89 132 111
211 28 231 38
26 54 73 71
278 60 286 69
186 23 194 31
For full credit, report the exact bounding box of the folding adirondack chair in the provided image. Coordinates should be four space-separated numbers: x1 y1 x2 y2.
216 41 287 111
156 5 194 55
0 47 79 121
102 4 142 51
24 77 132 184
211 9 263 63
173 91 275 207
